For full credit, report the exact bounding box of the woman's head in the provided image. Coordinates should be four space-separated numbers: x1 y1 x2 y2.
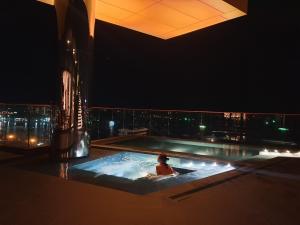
158 153 169 164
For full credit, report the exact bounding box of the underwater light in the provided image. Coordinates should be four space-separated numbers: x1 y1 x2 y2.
185 162 194 168
140 171 148 177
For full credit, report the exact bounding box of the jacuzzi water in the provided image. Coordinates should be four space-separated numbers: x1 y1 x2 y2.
72 151 234 180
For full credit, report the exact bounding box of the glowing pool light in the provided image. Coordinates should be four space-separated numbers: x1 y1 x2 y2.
259 149 300 158
212 162 217 166
139 171 148 177
184 162 194 168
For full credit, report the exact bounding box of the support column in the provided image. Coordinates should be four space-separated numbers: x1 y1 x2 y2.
50 0 95 160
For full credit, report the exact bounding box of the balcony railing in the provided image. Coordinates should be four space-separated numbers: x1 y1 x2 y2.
0 103 53 149
89 107 300 149
1 103 300 150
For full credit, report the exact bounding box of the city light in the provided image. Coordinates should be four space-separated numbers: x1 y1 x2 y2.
278 127 289 132
199 125 206 130
109 121 115 128
29 138 37 144
7 134 16 140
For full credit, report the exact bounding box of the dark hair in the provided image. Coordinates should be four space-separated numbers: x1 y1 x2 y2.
158 153 169 163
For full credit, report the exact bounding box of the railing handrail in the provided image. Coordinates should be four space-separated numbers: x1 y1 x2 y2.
0 102 53 107
88 106 300 116
1 103 300 116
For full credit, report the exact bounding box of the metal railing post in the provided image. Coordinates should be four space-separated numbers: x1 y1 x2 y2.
132 110 135 129
27 106 31 149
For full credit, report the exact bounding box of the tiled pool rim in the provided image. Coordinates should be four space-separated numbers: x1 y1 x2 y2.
69 151 235 194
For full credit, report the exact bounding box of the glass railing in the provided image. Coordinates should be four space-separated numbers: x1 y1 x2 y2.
0 103 53 149
1 103 300 150
88 107 300 149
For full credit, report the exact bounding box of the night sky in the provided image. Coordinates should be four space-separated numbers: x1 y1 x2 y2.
0 0 300 112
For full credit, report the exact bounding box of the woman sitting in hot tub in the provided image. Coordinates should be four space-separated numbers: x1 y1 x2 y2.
145 153 177 180
156 153 175 175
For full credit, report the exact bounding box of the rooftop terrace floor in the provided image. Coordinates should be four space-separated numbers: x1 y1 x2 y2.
1 147 300 225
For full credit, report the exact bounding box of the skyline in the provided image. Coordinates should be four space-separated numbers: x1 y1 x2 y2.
0 0 299 112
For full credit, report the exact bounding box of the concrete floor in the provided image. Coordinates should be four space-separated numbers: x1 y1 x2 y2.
0 151 21 161
0 148 300 225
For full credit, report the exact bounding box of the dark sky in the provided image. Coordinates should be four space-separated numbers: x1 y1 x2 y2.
0 0 300 112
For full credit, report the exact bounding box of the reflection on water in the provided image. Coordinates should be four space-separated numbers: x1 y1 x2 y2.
114 137 260 161
59 163 69 179
0 116 51 148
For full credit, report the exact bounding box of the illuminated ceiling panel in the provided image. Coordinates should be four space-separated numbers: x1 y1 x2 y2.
120 14 175 37
94 0 247 39
37 0 247 39
160 16 226 39
37 0 54 5
162 0 221 21
138 4 199 28
100 0 159 12
95 1 133 20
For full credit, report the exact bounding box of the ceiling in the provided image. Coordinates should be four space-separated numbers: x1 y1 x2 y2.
37 0 247 39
